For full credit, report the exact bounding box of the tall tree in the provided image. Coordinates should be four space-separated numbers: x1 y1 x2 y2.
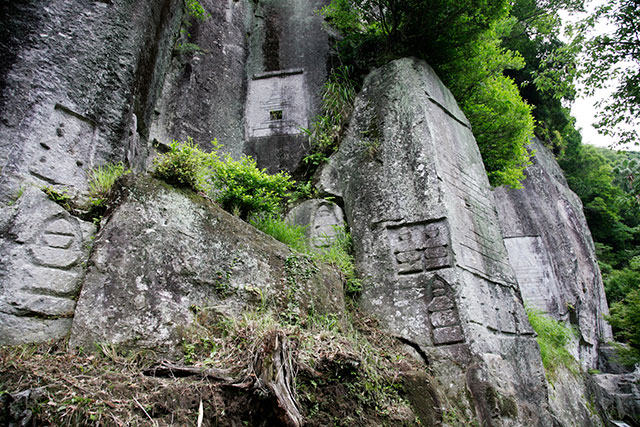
579 0 640 146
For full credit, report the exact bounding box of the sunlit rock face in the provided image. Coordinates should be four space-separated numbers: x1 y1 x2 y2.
494 139 612 370
323 57 554 426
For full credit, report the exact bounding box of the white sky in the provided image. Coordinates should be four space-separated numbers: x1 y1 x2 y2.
561 0 638 151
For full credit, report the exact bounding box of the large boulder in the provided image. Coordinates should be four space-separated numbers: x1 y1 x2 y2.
323 57 554 426
69 176 345 352
0 186 95 344
494 140 612 369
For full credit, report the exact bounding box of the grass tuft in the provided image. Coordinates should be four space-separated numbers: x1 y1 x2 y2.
526 307 578 380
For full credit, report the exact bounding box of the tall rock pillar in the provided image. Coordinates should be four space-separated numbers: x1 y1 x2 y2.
323 58 553 425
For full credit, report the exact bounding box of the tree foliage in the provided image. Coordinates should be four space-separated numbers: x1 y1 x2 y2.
577 0 640 146
321 0 534 187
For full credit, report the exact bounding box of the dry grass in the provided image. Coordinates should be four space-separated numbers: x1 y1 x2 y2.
1 307 425 426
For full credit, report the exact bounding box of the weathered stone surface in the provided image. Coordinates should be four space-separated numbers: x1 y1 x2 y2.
243 0 331 176
0 0 182 203
494 139 612 369
546 367 605 427
285 199 345 249
588 369 640 426
0 186 95 344
149 0 248 160
69 176 345 353
326 57 553 425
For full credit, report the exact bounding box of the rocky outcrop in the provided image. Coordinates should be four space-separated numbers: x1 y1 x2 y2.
0 186 95 343
69 176 345 352
286 199 345 249
589 368 640 425
149 0 249 159
151 0 332 176
494 139 612 369
243 0 331 177
321 57 554 426
0 0 183 344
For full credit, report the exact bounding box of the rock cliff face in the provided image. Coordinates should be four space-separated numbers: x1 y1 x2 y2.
0 0 183 344
494 139 612 369
0 1 629 425
320 58 553 426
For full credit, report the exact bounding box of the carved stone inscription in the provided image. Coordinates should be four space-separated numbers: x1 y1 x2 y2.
427 276 464 345
246 69 308 138
387 220 452 275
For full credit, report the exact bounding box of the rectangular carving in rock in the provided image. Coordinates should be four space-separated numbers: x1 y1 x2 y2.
246 69 308 138
387 220 452 275
427 276 464 345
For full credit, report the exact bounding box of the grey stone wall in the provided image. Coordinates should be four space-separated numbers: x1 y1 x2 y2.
149 0 249 159
244 0 331 175
0 0 182 199
0 0 183 344
323 58 554 426
69 176 345 353
494 140 612 369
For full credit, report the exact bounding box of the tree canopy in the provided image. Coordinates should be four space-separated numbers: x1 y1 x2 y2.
322 0 533 187
578 0 640 146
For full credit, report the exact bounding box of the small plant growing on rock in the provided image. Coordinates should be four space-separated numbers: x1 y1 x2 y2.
88 162 130 207
42 186 72 211
153 137 215 191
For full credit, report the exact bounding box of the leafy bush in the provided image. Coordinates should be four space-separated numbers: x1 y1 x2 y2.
153 137 215 191
606 289 640 366
153 138 292 220
211 154 291 220
526 307 578 380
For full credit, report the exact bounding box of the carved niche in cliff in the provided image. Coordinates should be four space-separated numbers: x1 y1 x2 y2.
244 68 310 178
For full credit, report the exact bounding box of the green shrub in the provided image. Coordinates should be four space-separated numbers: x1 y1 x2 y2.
211 154 291 220
250 215 309 253
153 137 216 191
153 138 292 220
526 307 578 380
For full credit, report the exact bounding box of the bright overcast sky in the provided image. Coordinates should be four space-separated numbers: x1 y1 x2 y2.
561 0 638 152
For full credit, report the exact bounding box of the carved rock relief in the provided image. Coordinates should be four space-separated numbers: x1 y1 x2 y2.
29 104 96 189
427 276 464 345
1 190 94 342
387 220 452 275
311 203 344 249
246 69 308 138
